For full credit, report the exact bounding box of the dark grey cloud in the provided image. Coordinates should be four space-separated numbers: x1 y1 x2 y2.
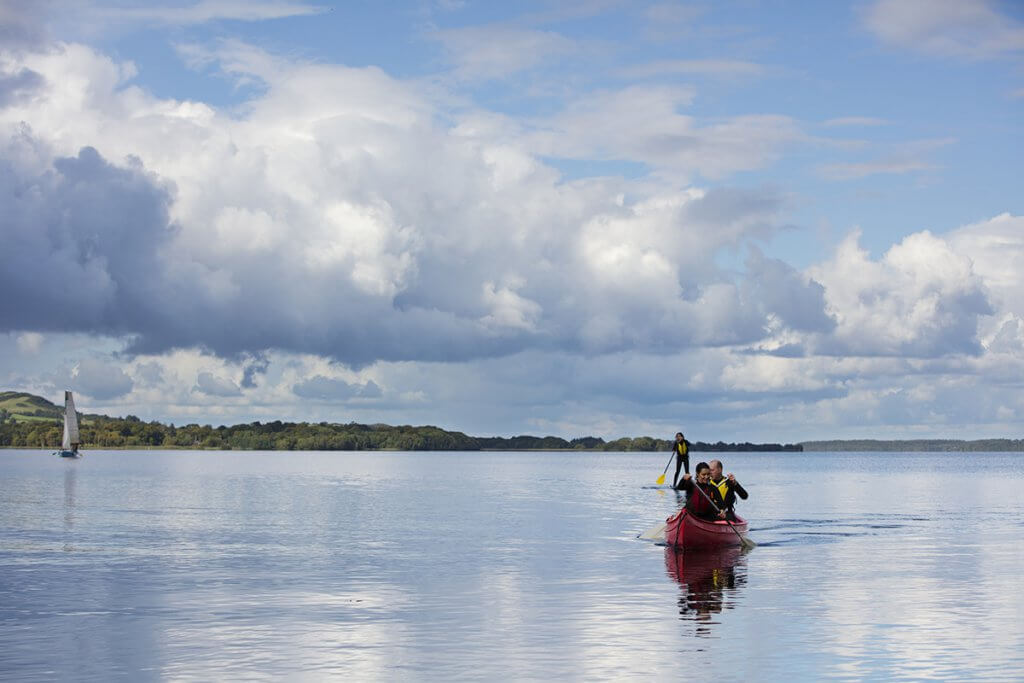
0 137 177 337
135 361 164 385
240 352 269 388
73 357 133 399
0 67 43 107
194 372 241 397
743 249 836 333
360 379 382 398
293 375 381 400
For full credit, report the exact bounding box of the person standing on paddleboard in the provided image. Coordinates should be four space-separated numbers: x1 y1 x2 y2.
671 432 690 488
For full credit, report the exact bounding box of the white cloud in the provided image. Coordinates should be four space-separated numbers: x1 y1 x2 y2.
0 40 810 368
947 213 1024 313
809 230 993 358
864 0 1024 60
480 279 542 331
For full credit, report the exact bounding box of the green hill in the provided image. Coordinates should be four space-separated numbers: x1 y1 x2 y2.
0 391 63 422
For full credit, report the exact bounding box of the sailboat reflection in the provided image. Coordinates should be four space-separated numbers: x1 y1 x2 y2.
665 545 747 634
63 464 77 551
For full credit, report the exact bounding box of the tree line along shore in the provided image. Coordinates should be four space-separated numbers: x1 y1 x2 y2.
1 391 799 452
0 411 802 452
3 392 1022 452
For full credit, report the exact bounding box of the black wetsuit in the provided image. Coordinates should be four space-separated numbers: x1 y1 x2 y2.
711 478 748 520
671 440 690 488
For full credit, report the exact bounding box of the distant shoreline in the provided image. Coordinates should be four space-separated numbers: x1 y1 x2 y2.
3 391 1022 453
4 442 1024 453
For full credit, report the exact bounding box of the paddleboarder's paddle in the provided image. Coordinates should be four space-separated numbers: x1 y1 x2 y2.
689 479 756 549
655 451 675 486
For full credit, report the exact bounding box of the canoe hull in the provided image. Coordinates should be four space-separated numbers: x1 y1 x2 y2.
664 509 748 548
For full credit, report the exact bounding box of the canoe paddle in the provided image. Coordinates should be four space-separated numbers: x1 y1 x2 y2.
637 521 668 540
655 451 675 486
689 480 756 549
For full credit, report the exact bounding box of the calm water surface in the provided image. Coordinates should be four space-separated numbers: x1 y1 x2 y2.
1 450 1022 681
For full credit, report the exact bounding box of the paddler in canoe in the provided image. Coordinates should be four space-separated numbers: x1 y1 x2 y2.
675 461 727 521
709 459 748 521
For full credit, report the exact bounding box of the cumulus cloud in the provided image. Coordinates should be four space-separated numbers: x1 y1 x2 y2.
943 213 1024 354
0 41 810 368
73 356 134 399
0 137 178 337
947 213 1024 314
809 230 993 358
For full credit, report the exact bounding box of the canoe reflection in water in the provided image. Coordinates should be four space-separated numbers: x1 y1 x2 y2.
665 545 748 634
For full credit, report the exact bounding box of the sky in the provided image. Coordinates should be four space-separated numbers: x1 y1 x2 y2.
1 0 1022 441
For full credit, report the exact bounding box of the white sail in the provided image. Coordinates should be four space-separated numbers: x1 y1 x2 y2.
63 391 80 450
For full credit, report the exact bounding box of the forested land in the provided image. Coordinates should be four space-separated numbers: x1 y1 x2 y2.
802 439 1024 452
0 392 803 452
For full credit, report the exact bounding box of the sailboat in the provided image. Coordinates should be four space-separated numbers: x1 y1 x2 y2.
57 391 82 458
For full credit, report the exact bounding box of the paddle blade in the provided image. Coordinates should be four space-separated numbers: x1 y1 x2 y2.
638 522 668 540
655 473 666 485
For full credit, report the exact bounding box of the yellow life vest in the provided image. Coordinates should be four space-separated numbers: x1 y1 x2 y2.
676 441 687 456
710 477 728 500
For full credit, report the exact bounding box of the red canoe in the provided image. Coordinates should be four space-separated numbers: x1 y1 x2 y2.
664 509 749 548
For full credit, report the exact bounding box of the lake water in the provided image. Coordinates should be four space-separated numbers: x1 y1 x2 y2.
1 450 1022 681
